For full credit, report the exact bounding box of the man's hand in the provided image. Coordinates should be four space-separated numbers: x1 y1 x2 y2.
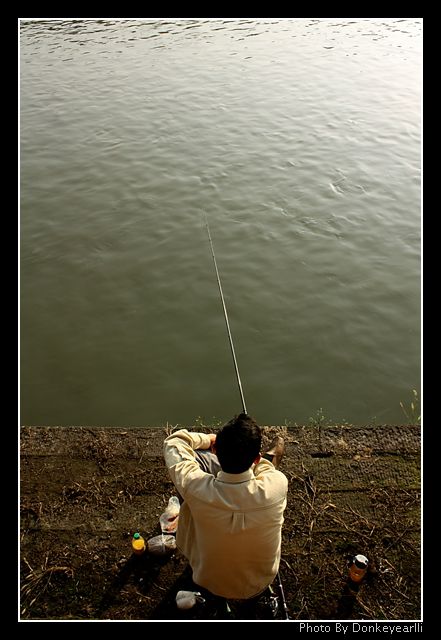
208 434 217 452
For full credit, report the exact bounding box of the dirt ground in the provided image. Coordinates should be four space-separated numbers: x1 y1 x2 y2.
20 423 420 621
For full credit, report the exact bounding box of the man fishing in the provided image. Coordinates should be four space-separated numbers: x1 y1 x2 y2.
163 413 287 602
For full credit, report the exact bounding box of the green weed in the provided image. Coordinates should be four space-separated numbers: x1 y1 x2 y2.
399 389 420 425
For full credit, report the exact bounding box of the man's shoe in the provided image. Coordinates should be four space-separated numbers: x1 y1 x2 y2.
263 436 285 468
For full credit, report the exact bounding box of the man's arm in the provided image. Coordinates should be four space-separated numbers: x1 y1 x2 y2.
163 429 215 497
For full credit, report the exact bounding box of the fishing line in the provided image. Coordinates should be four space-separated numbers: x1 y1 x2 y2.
204 212 247 415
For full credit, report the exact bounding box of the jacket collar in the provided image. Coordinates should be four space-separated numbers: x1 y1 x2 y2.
216 468 254 484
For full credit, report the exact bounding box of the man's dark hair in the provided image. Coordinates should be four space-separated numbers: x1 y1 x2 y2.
215 413 262 473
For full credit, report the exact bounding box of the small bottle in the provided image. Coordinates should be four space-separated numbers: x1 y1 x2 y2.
167 496 180 512
159 496 181 534
348 554 369 583
132 532 146 555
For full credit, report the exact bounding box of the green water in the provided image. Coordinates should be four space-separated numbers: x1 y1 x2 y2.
20 19 421 427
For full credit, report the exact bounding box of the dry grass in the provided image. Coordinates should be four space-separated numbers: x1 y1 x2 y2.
279 470 420 620
21 554 74 615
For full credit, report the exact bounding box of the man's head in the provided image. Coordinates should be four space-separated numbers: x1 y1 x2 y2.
214 413 262 474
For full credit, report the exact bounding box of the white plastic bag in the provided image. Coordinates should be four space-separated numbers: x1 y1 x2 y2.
147 534 176 555
175 590 205 610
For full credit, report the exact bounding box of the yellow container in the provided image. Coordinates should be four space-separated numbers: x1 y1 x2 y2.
348 554 368 583
132 532 146 555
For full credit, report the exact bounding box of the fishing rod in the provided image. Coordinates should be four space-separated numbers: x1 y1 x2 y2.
277 569 290 621
204 213 247 415
204 213 290 621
